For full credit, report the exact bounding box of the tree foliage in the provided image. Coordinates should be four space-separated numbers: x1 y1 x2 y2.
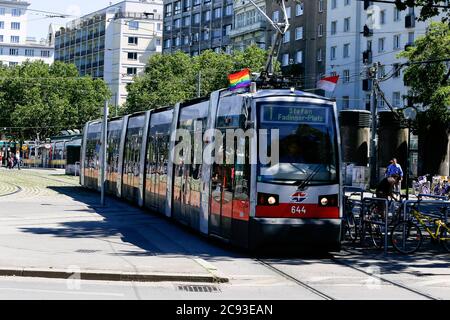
124 45 270 114
394 0 450 22
398 22 450 130
0 60 111 140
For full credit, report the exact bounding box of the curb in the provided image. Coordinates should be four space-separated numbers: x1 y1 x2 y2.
0 268 229 284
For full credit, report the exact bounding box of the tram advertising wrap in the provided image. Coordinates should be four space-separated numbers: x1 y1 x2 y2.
81 89 342 252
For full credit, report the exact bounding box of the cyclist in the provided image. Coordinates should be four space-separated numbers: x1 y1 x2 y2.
376 174 401 201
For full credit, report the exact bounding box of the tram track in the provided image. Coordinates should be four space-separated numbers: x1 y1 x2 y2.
0 183 23 198
255 259 335 300
331 252 440 300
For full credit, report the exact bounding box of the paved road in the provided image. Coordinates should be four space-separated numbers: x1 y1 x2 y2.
0 168 448 300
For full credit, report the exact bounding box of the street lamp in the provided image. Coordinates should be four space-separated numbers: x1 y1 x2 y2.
403 106 417 200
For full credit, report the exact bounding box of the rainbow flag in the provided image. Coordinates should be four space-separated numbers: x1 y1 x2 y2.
228 69 251 91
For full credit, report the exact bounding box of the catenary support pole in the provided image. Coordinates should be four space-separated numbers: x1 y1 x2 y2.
100 100 109 206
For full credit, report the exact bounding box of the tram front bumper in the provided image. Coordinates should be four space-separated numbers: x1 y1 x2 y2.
249 218 342 252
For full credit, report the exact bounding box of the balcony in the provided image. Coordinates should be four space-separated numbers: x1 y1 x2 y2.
229 21 266 38
114 11 163 21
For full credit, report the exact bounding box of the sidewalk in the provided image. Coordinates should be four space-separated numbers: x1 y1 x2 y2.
0 169 228 283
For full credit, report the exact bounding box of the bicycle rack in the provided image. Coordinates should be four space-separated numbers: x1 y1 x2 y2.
402 198 450 222
361 197 389 254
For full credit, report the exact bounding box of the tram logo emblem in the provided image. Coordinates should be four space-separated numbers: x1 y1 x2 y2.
291 192 307 203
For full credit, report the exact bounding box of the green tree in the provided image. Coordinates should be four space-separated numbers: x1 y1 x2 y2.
393 0 450 22
0 61 110 141
398 22 450 175
124 45 271 114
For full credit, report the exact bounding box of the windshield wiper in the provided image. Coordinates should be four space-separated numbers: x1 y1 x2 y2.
297 164 324 190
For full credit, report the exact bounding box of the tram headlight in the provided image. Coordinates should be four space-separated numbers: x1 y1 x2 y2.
319 194 339 207
268 196 277 205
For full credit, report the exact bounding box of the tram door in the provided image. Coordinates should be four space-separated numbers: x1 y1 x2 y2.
209 164 233 239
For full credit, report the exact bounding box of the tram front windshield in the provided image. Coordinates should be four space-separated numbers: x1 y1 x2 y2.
258 102 338 185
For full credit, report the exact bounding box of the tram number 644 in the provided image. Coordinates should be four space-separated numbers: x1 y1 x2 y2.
291 206 307 215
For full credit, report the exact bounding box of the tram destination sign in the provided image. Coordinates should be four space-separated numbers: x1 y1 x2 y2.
262 105 328 125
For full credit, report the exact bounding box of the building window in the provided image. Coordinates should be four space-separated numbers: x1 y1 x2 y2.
343 96 350 109
394 7 400 21
183 35 190 45
11 36 19 43
0 35 3 42
408 31 414 44
345 0 350 5
286 6 291 18
378 65 385 77
378 37 385 52
214 8 221 19
296 50 303 64
174 1 181 14
174 18 181 28
380 10 386 24
225 5 233 16
127 67 137 75
283 30 290 43
9 48 19 56
295 26 303 40
272 10 279 22
128 37 138 45
41 50 50 58
319 0 324 12
204 10 211 21
330 46 336 60
0 21 4 29
282 53 289 66
331 21 337 35
183 16 190 26
331 0 337 9
393 34 401 50
128 52 138 60
11 22 20 30
164 39 171 48
25 49 34 57
184 0 191 11
344 17 350 32
343 43 350 58
11 9 21 16
393 63 401 78
343 69 350 83
318 23 324 37
0 8 4 15
193 13 200 24
128 21 139 30
317 48 323 62
165 4 172 17
393 92 401 107
157 23 162 31
224 24 232 36
296 3 304 16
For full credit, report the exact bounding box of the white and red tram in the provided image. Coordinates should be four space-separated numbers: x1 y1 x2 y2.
81 88 343 251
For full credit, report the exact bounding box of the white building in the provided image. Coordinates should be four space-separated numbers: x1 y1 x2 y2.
54 0 163 108
325 0 439 111
0 0 54 66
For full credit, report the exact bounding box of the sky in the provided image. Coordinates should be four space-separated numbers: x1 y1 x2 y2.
27 0 117 40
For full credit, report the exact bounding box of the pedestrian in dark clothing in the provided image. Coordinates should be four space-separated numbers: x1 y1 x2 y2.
376 174 401 201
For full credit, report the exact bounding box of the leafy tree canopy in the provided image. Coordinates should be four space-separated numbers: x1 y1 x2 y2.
393 0 450 22
398 22 450 131
124 45 270 114
0 60 111 141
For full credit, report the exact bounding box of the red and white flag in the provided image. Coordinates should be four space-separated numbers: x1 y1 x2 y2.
317 75 340 92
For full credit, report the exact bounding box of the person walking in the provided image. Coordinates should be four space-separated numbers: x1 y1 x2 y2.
385 158 403 193
15 152 21 170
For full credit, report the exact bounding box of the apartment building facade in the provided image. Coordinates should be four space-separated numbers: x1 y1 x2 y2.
54 0 163 107
0 0 53 66
229 0 267 51
265 0 327 90
162 0 234 55
325 0 439 110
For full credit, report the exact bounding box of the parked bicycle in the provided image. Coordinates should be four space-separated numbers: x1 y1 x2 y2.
391 202 450 254
342 192 362 242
